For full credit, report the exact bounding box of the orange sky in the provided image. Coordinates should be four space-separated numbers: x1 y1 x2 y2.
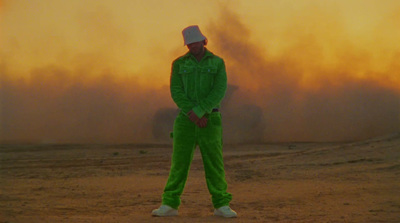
1 0 399 143
1 0 400 87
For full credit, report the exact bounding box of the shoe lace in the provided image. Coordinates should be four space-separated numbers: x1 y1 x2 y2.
220 206 232 212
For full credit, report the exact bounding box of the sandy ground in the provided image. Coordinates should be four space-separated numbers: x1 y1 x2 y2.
1 133 399 223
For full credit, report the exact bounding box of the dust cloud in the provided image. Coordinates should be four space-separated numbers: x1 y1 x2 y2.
0 67 173 143
1 6 399 144
207 7 400 142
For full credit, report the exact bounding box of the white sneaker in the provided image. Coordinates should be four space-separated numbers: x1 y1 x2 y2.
214 206 237 218
152 205 178 217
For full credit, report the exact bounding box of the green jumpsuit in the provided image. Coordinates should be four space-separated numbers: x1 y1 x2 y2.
162 49 232 209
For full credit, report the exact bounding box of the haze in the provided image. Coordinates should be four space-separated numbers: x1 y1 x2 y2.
1 0 399 143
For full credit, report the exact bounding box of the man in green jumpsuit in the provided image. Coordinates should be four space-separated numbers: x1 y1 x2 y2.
152 25 237 218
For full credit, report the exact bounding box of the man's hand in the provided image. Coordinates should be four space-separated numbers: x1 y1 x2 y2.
196 116 208 128
187 110 200 123
188 110 208 128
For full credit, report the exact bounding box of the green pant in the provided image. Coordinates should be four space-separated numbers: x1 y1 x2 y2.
162 111 232 209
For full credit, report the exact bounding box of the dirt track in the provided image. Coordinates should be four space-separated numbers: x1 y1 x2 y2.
1 133 399 222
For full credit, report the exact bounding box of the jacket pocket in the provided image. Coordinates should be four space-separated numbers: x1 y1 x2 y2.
178 65 195 94
201 66 217 74
200 66 217 91
179 66 194 74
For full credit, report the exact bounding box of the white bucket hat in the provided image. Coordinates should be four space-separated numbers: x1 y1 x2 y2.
182 25 207 46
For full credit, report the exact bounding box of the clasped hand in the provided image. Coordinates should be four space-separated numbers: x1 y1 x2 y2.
187 110 208 128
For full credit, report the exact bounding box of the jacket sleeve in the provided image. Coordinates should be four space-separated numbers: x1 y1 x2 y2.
170 60 196 114
192 59 227 118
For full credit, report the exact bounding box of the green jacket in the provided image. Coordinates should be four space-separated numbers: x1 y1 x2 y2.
170 49 227 118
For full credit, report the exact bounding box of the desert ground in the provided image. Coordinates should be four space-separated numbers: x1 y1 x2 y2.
1 133 399 223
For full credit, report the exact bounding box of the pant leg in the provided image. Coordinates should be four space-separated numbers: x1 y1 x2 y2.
198 112 232 209
162 112 196 209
